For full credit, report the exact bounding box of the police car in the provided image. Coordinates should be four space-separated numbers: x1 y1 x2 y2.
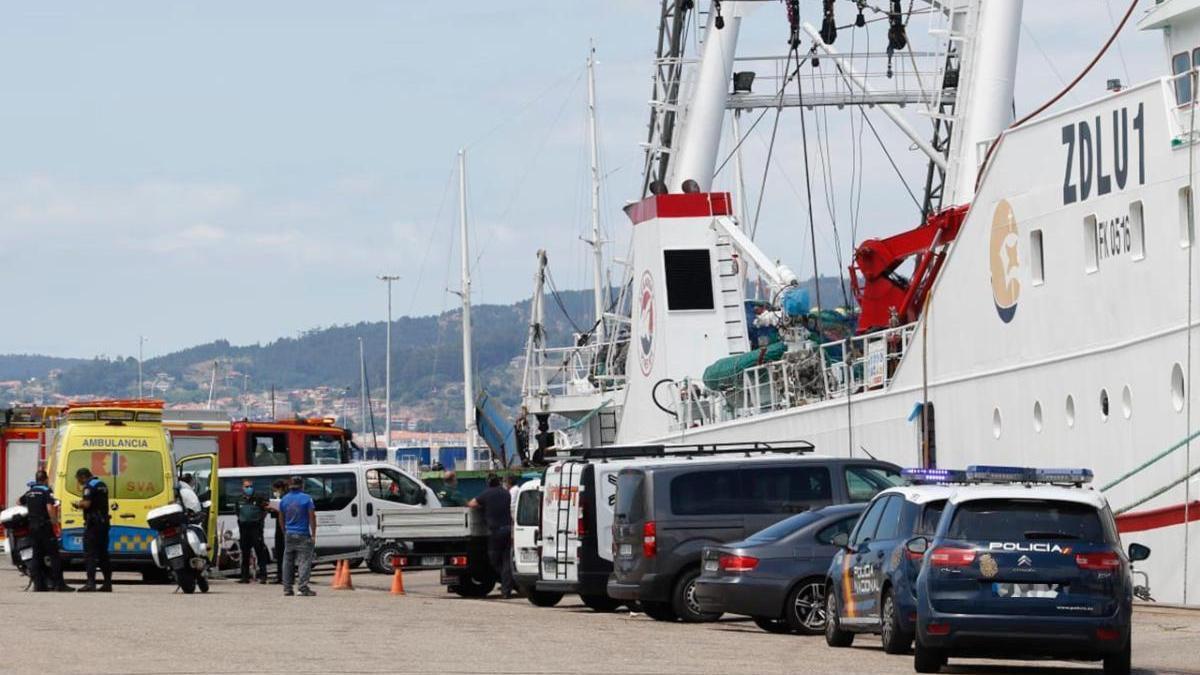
823 473 956 653
909 466 1149 675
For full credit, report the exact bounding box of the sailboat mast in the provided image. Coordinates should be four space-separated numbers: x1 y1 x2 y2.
458 148 477 470
587 42 606 342
358 337 368 444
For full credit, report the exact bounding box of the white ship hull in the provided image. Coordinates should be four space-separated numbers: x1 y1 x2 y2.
619 75 1200 604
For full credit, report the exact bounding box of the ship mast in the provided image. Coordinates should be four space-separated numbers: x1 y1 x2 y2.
586 41 606 343
457 148 477 470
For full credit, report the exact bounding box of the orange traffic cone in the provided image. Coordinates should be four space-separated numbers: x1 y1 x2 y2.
390 558 406 596
333 559 354 591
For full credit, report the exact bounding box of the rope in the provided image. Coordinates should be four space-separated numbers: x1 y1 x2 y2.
1116 464 1200 516
1101 428 1200 492
794 46 825 324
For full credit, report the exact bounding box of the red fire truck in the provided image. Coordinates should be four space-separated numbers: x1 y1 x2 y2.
0 406 62 549
163 410 353 468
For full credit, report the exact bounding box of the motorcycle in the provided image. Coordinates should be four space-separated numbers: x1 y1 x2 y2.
0 505 33 578
147 502 210 594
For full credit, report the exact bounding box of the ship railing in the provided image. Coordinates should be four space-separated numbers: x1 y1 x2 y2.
820 323 917 398
527 339 629 398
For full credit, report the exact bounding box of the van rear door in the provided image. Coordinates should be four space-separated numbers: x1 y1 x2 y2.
612 469 650 582
512 479 543 577
541 462 584 584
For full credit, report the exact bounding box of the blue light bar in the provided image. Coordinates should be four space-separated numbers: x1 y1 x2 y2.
901 468 968 484
966 465 1033 482
1032 467 1094 484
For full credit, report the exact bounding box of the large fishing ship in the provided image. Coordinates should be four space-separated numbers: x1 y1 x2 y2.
520 0 1200 604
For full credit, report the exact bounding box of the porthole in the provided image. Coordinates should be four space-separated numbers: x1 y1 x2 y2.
992 408 1002 439
1033 400 1044 433
1172 363 1186 412
1100 389 1110 421
1066 395 1076 428
1122 385 1132 419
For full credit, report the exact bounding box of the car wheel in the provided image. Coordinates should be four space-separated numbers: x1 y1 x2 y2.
370 542 405 574
672 568 722 623
525 589 564 607
824 588 855 647
1103 640 1131 675
880 589 913 654
785 578 827 635
580 593 622 612
913 641 946 674
753 617 793 634
641 600 678 622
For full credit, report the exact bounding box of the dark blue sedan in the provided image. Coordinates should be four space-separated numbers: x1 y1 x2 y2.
693 504 866 634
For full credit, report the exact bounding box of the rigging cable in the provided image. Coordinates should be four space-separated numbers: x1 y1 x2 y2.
787 0 826 321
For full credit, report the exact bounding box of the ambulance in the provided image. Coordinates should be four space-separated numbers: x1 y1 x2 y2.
47 400 218 576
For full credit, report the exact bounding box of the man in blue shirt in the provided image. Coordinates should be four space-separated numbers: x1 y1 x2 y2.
279 475 317 597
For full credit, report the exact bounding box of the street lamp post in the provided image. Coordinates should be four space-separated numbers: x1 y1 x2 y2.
377 274 401 452
138 335 147 399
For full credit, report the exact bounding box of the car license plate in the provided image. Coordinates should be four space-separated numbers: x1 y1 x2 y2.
166 543 184 559
993 582 1060 598
519 549 538 563
422 556 442 567
619 544 632 558
703 559 718 572
19 547 33 561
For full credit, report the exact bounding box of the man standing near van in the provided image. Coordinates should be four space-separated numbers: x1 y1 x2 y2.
73 468 112 593
19 470 70 592
237 479 270 584
468 473 514 599
279 475 317 597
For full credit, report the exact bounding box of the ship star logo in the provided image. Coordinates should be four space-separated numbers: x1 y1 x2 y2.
989 199 1021 323
638 271 656 376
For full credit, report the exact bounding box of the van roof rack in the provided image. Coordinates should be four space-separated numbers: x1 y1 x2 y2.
555 440 816 462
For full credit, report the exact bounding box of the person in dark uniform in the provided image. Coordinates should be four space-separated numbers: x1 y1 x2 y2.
436 471 467 506
237 479 270 584
18 470 71 592
72 468 112 592
467 473 514 599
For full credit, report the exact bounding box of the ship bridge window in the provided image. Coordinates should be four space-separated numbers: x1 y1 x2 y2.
663 249 715 311
1030 230 1045 285
1173 52 1192 106
1130 200 1145 261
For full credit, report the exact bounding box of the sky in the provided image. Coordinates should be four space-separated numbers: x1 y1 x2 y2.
0 0 1163 359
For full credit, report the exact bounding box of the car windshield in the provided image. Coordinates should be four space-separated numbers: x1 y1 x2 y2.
946 499 1106 542
743 511 824 544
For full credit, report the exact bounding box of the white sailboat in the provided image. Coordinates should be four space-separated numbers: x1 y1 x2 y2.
521 0 1200 604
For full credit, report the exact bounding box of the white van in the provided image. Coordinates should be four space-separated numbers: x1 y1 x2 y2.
217 462 439 573
536 452 668 611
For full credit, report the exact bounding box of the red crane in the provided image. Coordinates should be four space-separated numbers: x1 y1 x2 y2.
848 204 969 334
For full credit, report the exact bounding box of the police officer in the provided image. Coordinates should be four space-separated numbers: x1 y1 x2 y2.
18 470 71 592
237 479 270 584
72 468 112 592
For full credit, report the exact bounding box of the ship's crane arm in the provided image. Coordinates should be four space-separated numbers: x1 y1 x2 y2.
850 204 968 333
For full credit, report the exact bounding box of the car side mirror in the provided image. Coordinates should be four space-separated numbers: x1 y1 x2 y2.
831 532 850 548
1128 542 1150 562
905 536 929 556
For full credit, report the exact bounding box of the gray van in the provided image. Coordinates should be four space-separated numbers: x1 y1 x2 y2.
607 455 901 622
